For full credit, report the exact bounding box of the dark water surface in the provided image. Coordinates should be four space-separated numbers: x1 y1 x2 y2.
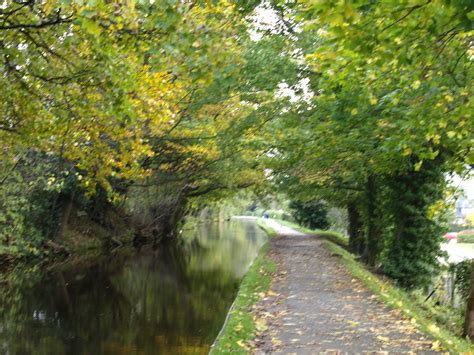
0 218 266 355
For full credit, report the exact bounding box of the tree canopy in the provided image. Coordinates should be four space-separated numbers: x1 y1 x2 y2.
1 0 473 289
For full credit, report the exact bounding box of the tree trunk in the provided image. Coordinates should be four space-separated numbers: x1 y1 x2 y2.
366 174 380 267
464 263 474 340
55 190 75 241
348 201 364 255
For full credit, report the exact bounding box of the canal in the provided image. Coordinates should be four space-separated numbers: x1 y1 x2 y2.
0 218 267 354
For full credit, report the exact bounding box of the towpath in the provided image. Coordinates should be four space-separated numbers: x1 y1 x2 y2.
253 219 439 354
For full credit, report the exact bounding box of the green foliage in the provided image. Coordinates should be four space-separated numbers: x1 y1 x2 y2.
262 209 293 221
273 218 349 248
457 230 474 243
289 200 330 230
0 1 301 255
450 260 473 302
0 0 471 303
0 156 64 257
263 0 473 289
382 161 447 289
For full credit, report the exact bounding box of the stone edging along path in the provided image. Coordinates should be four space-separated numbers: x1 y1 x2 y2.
252 220 440 354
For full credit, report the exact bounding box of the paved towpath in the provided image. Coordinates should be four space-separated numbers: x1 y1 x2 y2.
253 220 439 354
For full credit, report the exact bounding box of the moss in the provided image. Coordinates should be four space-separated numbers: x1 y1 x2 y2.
324 240 474 353
211 224 276 353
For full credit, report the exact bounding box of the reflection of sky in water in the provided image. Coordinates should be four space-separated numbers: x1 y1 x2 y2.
0 219 267 355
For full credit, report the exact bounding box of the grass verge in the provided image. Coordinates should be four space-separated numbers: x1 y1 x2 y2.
324 239 474 353
210 222 276 354
256 218 278 237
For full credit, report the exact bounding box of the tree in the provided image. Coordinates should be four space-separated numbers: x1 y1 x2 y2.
264 0 472 286
0 0 301 254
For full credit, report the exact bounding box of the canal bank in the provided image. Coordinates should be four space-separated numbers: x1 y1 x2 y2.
210 218 277 353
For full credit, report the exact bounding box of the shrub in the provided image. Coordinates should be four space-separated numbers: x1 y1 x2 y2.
289 200 330 230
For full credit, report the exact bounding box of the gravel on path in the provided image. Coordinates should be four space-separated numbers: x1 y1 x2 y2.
253 220 439 354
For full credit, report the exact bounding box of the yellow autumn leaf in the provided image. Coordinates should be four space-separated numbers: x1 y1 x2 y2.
428 324 440 334
431 340 441 350
412 80 421 89
255 318 268 332
236 340 249 350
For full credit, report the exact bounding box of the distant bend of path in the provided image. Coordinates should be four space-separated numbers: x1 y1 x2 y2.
253 219 439 354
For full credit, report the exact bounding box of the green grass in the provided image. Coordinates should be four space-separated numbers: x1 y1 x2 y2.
256 218 278 237
210 224 276 354
274 218 349 248
324 240 474 353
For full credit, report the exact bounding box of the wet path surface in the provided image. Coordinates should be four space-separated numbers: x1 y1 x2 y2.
254 221 439 354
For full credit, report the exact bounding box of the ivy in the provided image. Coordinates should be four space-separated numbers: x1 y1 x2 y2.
451 260 473 302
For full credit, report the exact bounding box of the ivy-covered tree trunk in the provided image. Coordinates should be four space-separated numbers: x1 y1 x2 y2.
348 201 364 255
464 263 474 341
383 160 445 289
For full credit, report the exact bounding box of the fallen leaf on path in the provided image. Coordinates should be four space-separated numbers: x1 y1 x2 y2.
271 337 282 347
255 318 268 332
431 340 442 350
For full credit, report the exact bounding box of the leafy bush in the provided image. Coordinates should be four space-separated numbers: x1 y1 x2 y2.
0 154 88 258
289 200 329 230
264 209 293 221
457 230 474 243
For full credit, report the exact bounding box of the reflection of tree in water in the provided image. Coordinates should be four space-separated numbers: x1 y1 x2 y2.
0 220 267 354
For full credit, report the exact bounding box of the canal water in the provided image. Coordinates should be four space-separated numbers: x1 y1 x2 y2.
0 218 267 354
